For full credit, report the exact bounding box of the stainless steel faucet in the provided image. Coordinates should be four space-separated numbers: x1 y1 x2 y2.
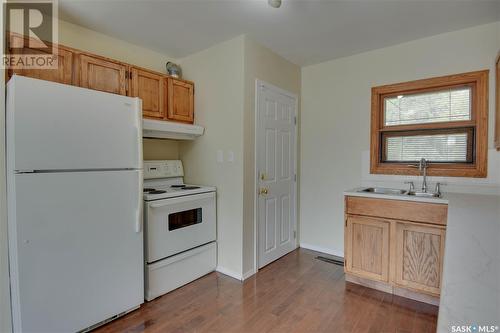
418 158 428 192
409 158 429 192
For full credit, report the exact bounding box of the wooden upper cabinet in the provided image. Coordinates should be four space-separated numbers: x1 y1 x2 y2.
130 67 165 119
7 34 73 85
345 215 390 282
394 222 445 296
4 37 196 124
76 54 128 96
167 78 194 124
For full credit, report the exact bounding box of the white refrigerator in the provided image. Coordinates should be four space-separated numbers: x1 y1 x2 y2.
6 76 144 332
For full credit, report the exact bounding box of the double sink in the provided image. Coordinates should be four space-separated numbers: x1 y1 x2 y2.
360 187 442 198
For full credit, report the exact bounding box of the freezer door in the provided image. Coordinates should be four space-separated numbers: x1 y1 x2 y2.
8 171 143 333
7 76 142 171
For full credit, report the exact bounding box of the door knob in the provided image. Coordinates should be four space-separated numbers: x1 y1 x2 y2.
259 188 269 195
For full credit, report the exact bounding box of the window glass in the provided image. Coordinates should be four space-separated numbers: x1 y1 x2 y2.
384 87 471 126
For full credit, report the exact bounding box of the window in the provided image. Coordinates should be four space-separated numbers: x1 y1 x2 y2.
168 208 202 231
370 70 488 178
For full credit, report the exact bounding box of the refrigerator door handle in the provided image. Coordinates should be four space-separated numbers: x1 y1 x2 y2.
135 175 142 233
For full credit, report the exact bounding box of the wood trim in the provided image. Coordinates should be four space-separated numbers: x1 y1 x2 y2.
346 196 448 226
370 70 489 178
393 286 440 306
345 273 440 306
380 127 475 164
380 120 476 132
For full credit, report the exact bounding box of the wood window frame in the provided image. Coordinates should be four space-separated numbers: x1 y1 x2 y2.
370 70 489 178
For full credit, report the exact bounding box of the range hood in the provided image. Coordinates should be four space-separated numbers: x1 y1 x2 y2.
142 119 204 140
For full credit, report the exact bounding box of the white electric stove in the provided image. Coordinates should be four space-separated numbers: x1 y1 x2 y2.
143 160 216 301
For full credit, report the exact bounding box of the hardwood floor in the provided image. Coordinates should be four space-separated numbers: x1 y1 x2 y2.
94 249 438 333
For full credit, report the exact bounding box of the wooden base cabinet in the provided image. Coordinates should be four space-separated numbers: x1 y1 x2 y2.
344 196 447 305
345 216 390 282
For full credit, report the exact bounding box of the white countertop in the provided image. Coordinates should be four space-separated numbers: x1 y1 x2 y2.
437 192 500 332
344 189 500 332
344 187 449 204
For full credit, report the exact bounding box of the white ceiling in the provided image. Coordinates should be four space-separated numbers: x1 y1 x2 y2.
60 0 500 66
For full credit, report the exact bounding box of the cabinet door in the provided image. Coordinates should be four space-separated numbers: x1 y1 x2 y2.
167 78 194 123
130 68 165 119
77 54 128 95
7 34 73 85
345 215 390 282
394 222 445 295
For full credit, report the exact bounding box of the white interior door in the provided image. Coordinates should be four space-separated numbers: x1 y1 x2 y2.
256 80 297 269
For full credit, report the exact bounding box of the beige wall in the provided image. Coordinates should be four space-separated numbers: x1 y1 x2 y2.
143 139 179 160
300 22 500 256
59 20 176 73
58 19 180 160
178 35 301 278
242 36 301 275
179 36 246 277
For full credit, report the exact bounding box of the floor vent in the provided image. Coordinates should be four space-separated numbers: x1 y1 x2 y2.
316 256 344 266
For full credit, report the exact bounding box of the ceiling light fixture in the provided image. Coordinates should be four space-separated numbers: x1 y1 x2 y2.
268 0 282 8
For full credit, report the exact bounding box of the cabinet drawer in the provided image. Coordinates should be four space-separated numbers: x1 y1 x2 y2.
346 196 447 226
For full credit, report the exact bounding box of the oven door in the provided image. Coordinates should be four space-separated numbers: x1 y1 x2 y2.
145 192 216 263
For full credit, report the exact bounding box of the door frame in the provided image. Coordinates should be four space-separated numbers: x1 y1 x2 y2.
254 79 299 271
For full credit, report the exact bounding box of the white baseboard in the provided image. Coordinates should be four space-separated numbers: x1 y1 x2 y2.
242 269 256 281
216 266 242 281
300 243 344 258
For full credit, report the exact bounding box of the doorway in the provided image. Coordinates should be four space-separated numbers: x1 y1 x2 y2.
255 80 298 269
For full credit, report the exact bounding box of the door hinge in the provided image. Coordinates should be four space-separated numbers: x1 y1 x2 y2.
294 174 297 182
345 218 347 227
293 230 296 239
294 116 297 125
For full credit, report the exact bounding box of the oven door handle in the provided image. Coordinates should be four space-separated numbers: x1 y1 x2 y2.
148 192 215 209
149 202 173 209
